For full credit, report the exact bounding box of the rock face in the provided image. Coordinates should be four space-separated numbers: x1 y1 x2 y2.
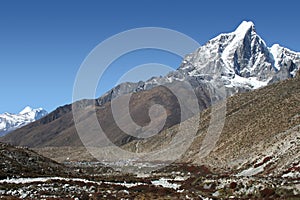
0 106 48 136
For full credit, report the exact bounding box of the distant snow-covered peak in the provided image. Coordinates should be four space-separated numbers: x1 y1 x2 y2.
19 106 34 114
0 106 48 136
269 43 300 76
269 44 284 70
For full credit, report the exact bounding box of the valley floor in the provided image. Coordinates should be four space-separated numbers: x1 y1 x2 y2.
0 162 299 200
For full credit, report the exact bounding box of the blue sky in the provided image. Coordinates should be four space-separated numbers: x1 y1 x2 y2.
0 0 299 113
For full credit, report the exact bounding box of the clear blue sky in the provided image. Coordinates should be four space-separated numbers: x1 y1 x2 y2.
0 0 299 113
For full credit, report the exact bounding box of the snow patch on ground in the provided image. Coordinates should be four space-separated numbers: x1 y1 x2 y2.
103 181 146 188
282 171 300 178
151 177 181 190
236 165 265 177
0 177 100 185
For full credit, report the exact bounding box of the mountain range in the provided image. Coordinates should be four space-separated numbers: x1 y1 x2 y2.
0 106 47 137
1 21 299 165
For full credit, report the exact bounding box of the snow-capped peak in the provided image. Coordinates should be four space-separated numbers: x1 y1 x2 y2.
19 106 34 115
96 21 300 110
269 44 283 70
270 43 281 50
269 43 300 75
220 21 265 77
234 21 255 36
178 21 300 91
0 106 48 136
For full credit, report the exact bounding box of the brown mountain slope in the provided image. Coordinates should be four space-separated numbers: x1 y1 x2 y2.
0 82 211 148
190 75 300 175
2 74 300 177
21 74 300 176
122 75 300 176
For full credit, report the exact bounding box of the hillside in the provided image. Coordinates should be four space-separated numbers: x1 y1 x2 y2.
24 70 300 180
0 83 211 148
0 142 68 179
123 73 300 177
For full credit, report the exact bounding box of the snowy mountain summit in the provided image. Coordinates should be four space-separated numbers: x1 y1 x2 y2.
96 21 300 106
0 106 48 136
179 21 300 90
